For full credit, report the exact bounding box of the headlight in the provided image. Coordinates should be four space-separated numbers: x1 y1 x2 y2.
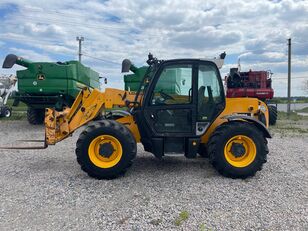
258 105 267 113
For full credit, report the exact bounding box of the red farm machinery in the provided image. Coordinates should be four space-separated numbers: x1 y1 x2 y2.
226 68 277 125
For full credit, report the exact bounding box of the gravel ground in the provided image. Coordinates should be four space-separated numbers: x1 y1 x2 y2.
0 120 307 231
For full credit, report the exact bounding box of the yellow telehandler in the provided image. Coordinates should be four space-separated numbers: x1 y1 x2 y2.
3 53 271 179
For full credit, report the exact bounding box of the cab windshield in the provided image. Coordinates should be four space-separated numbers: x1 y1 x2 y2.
134 63 159 104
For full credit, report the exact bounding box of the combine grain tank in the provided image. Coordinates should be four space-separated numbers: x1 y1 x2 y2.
2 54 100 124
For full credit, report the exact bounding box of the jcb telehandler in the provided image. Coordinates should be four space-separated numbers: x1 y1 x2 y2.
2 53 271 179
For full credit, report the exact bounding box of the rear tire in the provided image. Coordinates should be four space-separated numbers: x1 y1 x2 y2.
268 105 277 125
208 121 268 179
27 108 45 125
75 120 137 179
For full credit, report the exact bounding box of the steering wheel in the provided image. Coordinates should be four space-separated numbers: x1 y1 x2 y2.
159 91 175 101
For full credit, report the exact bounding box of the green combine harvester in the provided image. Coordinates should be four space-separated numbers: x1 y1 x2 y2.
124 65 183 94
2 54 100 124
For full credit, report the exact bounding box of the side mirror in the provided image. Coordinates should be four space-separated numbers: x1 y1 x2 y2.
121 59 132 73
99 76 108 84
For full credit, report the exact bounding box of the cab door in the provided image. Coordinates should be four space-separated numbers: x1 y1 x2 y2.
144 62 197 137
196 63 226 131
134 61 197 156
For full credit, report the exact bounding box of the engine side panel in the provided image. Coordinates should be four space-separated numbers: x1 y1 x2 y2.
200 97 269 144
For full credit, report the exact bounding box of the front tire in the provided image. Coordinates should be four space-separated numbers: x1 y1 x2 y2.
75 120 137 179
27 108 45 125
208 121 268 179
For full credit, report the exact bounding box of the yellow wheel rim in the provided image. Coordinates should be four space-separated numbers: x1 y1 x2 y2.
224 135 256 168
88 135 123 169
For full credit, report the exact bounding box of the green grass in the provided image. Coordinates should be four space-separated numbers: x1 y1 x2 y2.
277 111 308 121
0 111 27 121
8 114 27 120
274 126 308 133
174 210 189 226
296 107 308 113
6 98 27 111
269 117 308 136
199 223 212 231
271 97 308 104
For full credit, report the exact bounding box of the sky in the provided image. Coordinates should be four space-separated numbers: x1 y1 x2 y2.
0 0 307 96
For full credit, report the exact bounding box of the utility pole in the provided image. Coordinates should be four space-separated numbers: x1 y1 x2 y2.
287 38 291 116
76 36 84 62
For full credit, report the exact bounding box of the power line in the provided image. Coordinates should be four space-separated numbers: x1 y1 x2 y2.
0 34 69 46
4 10 165 39
0 34 121 64
273 76 307 80
21 6 126 25
10 14 136 34
82 53 120 65
0 34 127 63
22 7 106 19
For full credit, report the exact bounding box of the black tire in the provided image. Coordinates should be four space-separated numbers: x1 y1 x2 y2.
4 107 12 118
75 120 137 179
208 121 268 179
198 144 209 158
93 112 104 121
0 106 11 118
258 112 267 126
27 108 45 125
268 105 277 125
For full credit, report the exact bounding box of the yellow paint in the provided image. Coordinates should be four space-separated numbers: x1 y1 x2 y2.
116 115 141 142
45 88 138 145
201 97 269 144
88 135 123 168
104 88 136 108
224 135 256 168
259 100 269 127
45 107 71 145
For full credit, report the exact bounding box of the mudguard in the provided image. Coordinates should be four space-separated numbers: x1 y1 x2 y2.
222 114 272 138
105 110 131 119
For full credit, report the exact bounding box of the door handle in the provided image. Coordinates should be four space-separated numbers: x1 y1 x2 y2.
188 88 192 102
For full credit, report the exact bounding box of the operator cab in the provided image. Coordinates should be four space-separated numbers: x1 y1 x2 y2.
130 57 226 158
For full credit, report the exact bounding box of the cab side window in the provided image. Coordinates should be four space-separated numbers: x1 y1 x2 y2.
197 65 224 121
